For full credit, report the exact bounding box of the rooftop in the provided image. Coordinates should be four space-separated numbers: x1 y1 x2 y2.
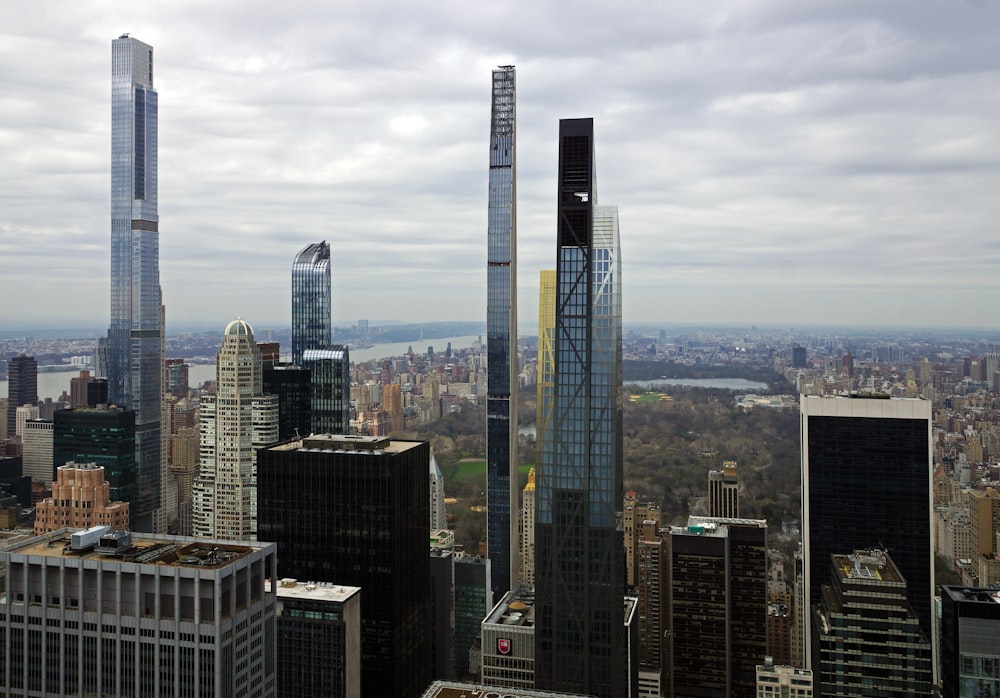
422 681 596 698
2 529 262 570
268 578 360 603
267 433 424 455
941 585 1000 604
484 588 536 628
833 549 903 584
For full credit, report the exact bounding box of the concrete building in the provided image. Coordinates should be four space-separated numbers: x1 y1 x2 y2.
940 585 1000 698
967 488 1000 557
481 587 536 691
14 404 39 440
192 319 278 541
0 529 277 696
636 520 666 698
624 491 661 587
272 578 361 698
708 460 739 519
21 418 53 485
257 434 432 697
665 517 768 698
811 548 932 696
755 660 813 698
34 462 129 535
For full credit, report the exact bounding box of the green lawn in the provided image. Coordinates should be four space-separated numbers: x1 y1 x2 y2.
452 460 533 479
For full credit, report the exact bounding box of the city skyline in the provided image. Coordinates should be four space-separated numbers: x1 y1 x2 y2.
1 3 998 331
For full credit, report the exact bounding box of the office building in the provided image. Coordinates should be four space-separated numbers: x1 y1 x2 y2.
69 370 94 407
792 346 807 368
665 517 768 698
303 346 350 436
164 358 190 397
967 487 1000 557
481 587 536 691
0 529 277 696
192 319 278 541
486 64 518 597
708 460 739 518
263 363 312 441
430 541 456 681
636 521 666 698
535 118 625 698
272 578 362 698
755 660 812 698
800 395 933 667
257 434 432 697
87 378 109 407
21 419 53 485
102 36 163 531
53 405 137 509
291 242 332 366
519 467 536 585
940 585 1000 698
624 491 661 587
810 548 932 696
33 462 130 535
422 682 595 698
455 555 492 679
14 404 39 439
6 354 37 440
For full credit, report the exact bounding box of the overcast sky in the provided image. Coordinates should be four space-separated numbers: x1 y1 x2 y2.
1 1 998 333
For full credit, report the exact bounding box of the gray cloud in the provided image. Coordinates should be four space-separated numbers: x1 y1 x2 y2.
0 0 998 332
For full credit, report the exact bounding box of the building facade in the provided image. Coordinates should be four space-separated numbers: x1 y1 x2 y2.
192 319 278 540
53 406 137 510
303 347 350 436
940 585 1000 698
0 530 277 696
273 579 362 698
20 419 53 485
262 363 312 442
755 661 813 698
103 35 163 532
481 588 536 691
519 467 536 585
708 460 739 519
33 462 130 535
257 434 432 697
291 242 332 366
535 118 625 698
810 549 932 696
486 64 518 598
800 395 933 668
665 517 768 698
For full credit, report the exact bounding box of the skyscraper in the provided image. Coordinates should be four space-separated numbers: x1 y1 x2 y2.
303 347 350 436
6 354 37 440
257 434 433 697
708 460 740 518
53 405 137 509
800 395 933 671
536 118 625 697
536 270 556 466
104 35 163 531
192 319 278 540
291 242 332 366
486 65 518 596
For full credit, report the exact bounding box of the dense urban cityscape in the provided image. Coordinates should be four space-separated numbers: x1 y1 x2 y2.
1 7 999 698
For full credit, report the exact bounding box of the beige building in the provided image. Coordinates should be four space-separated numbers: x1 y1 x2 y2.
192 319 278 541
519 468 536 585
623 491 660 587
21 418 53 485
968 488 1000 557
756 660 813 697
34 463 130 536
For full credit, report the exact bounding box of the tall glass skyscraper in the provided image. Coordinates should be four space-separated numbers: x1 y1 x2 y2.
103 35 162 531
536 118 625 697
291 242 332 366
487 65 518 596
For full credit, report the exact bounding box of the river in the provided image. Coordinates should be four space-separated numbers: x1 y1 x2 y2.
2 334 484 400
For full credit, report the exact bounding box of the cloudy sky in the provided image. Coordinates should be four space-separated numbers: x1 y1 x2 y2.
1 1 998 333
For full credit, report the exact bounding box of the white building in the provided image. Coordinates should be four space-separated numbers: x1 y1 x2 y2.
192 319 278 540
756 660 813 697
0 528 277 696
21 418 53 485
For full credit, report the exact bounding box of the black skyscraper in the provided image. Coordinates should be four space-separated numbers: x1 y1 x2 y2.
53 406 137 509
801 395 933 668
258 434 432 698
535 118 625 698
262 364 312 441
6 354 38 438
